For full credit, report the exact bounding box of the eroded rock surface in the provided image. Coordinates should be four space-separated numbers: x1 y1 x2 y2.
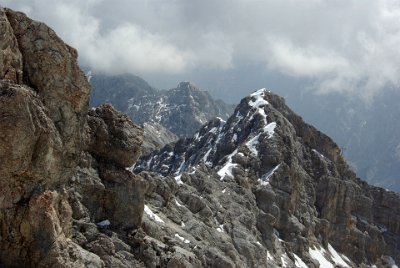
87 103 143 167
136 89 400 267
0 7 145 267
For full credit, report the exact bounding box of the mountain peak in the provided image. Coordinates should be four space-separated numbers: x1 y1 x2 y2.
135 87 400 267
177 81 198 91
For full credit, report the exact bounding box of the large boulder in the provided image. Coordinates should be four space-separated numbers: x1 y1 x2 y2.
87 103 144 167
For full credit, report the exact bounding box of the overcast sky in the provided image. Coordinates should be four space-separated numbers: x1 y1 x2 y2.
3 0 400 102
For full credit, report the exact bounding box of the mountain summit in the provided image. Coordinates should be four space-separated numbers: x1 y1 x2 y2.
136 88 400 267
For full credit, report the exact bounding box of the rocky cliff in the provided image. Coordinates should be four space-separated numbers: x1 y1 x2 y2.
136 89 400 267
1 7 400 268
0 8 147 267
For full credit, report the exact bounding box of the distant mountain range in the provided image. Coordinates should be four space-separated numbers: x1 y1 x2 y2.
90 72 400 192
90 73 234 153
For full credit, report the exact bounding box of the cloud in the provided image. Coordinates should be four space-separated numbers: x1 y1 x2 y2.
2 0 400 97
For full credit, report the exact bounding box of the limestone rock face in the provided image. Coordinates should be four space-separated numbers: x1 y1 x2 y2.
136 89 400 267
87 103 144 167
0 7 142 268
0 9 22 83
0 81 62 183
5 8 91 182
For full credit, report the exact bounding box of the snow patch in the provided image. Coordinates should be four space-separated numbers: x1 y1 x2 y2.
281 253 290 267
175 233 190 244
217 149 238 180
309 246 334 268
246 134 261 156
267 251 274 261
216 224 224 233
174 174 184 185
328 244 350 267
175 199 183 207
96 219 110 228
202 148 213 165
312 149 326 159
293 253 308 268
232 133 237 142
144 205 165 223
264 122 276 138
249 89 269 110
250 88 268 97
259 164 281 185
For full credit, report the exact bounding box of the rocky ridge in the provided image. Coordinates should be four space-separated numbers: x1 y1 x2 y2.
1 7 400 268
136 89 400 267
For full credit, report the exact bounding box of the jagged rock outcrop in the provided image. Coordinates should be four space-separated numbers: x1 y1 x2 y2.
0 7 93 267
0 8 145 267
136 89 400 267
2 7 91 183
86 103 144 167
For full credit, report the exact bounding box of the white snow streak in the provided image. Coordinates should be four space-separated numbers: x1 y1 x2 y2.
144 205 165 223
309 247 333 268
217 149 238 180
174 174 184 185
293 253 308 268
259 164 281 185
328 244 350 267
175 233 190 244
175 199 183 207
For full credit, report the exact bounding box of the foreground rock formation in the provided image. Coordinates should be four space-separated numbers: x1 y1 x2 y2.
0 8 147 267
1 7 399 268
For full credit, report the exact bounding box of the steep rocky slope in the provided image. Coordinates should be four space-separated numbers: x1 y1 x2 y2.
1 7 400 268
136 89 400 267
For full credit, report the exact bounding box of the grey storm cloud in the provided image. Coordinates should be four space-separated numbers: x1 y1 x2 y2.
3 0 400 98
